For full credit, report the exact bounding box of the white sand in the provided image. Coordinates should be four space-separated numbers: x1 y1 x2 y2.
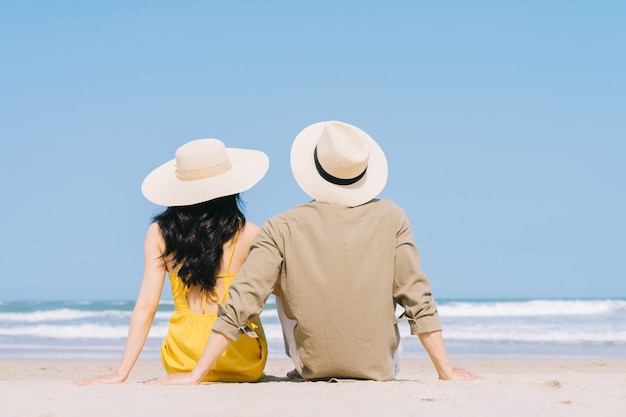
1 357 625 417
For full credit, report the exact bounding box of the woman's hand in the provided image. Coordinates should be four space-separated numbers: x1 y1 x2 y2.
72 372 127 385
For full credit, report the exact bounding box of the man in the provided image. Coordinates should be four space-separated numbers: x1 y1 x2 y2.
151 120 479 383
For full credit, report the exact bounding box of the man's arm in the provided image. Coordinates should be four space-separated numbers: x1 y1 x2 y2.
392 208 442 335
147 332 232 385
392 207 480 380
419 330 481 380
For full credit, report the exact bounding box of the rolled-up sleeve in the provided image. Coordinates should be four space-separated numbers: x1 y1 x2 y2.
392 209 442 335
212 220 284 341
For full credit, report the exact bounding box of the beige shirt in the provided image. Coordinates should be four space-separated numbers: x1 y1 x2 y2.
213 198 442 381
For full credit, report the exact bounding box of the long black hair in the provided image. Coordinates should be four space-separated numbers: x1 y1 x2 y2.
153 194 245 292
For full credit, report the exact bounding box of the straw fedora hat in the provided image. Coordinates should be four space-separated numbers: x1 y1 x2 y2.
142 138 269 207
290 120 388 207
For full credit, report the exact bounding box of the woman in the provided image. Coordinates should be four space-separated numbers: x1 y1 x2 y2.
74 138 269 384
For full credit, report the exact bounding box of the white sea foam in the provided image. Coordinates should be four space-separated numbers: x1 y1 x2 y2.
0 308 131 323
397 321 626 344
436 299 626 317
444 328 626 343
1 299 624 358
0 323 169 339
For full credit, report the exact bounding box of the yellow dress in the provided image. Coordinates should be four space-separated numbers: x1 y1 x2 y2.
160 230 267 382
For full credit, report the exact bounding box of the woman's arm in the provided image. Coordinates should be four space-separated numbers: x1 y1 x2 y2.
73 223 166 384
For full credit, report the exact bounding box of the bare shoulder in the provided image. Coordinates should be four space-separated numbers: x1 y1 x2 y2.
145 222 165 250
146 222 161 238
240 221 261 242
227 222 261 272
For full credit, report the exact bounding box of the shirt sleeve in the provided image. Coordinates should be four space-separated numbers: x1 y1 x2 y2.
392 208 443 335
212 219 284 341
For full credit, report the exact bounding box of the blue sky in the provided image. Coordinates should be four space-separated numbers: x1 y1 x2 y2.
1 1 624 301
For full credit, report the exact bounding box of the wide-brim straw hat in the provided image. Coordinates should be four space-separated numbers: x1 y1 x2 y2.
290 120 388 207
142 138 269 207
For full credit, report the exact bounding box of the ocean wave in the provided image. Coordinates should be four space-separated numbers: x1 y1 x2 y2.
436 299 626 317
0 323 167 339
440 329 626 344
0 321 287 341
0 303 276 324
399 322 626 344
0 308 132 323
1 299 624 354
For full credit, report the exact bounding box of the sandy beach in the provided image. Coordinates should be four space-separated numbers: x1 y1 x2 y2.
1 356 624 417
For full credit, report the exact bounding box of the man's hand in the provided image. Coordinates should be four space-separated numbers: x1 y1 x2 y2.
145 372 201 385
440 366 483 381
418 331 483 381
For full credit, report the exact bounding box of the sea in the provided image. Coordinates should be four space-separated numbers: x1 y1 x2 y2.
1 297 625 360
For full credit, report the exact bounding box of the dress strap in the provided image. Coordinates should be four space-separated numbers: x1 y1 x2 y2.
224 227 240 274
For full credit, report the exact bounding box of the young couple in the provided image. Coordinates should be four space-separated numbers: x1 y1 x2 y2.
74 120 480 385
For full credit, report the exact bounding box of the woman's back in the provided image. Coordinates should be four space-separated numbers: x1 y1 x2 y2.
166 221 260 315
160 221 267 382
